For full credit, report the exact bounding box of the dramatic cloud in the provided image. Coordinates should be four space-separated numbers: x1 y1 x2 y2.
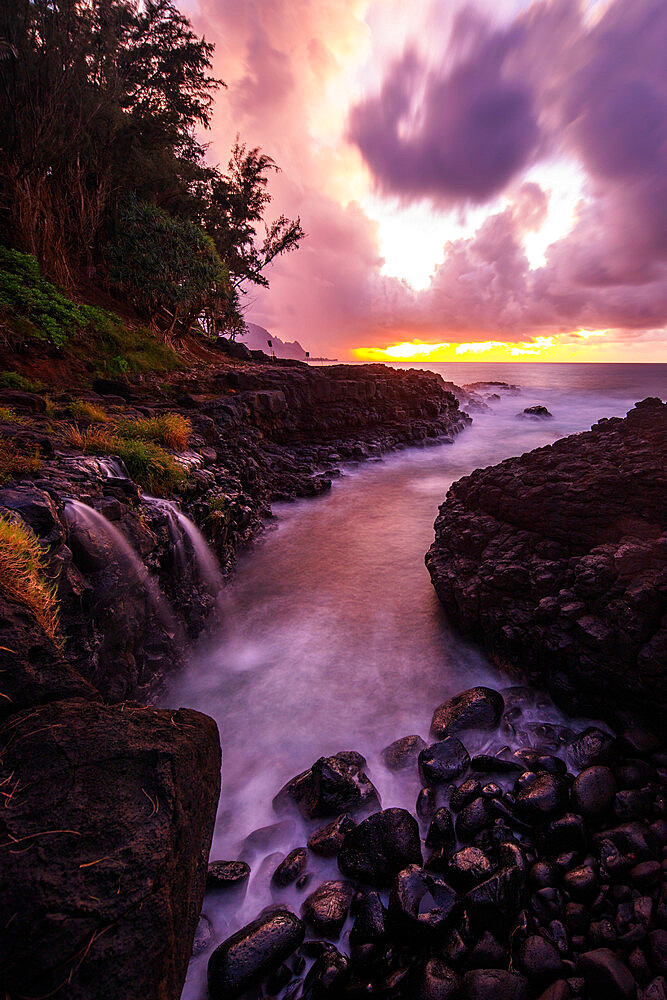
348 18 542 203
184 0 666 359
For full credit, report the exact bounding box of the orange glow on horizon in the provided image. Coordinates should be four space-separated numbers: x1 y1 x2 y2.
351 331 663 363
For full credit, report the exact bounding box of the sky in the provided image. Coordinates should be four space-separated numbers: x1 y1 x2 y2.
182 0 667 363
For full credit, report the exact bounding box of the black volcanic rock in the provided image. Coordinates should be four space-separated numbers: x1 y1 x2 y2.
273 750 380 819
338 808 423 886
519 405 553 419
0 699 220 1000
431 687 505 739
419 737 471 784
426 399 667 723
208 909 305 999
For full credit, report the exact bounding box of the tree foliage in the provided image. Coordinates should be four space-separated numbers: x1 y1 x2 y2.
0 0 304 340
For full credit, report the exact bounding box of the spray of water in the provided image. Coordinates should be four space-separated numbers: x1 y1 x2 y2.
144 496 224 598
64 498 174 628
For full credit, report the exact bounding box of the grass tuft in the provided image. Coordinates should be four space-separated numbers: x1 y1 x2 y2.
0 370 45 392
61 423 185 493
47 399 108 422
110 438 186 493
0 513 61 644
0 439 42 483
116 413 192 451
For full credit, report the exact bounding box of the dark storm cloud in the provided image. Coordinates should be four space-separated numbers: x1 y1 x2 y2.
348 14 542 203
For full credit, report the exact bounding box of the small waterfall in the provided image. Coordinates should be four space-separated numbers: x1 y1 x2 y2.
64 499 174 629
145 497 224 598
65 456 128 480
97 457 128 479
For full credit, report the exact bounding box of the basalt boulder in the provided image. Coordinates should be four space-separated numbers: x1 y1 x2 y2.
431 687 505 739
0 698 220 1000
338 808 423 886
207 908 305 999
273 751 380 820
426 399 667 724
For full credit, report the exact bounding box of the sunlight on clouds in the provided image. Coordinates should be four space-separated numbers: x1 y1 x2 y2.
353 334 603 363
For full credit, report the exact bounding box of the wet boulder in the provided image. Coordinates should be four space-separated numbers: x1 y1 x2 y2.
455 796 494 841
273 751 380 819
431 687 505 739
515 773 569 819
419 737 471 785
520 405 553 419
301 880 354 938
208 860 251 889
466 865 527 926
567 728 617 771
272 849 308 888
389 864 459 936
425 807 456 851
463 968 529 1000
414 957 461 999
572 766 617 819
349 890 386 945
382 734 427 770
302 945 349 998
446 848 494 891
338 808 423 886
307 814 356 857
579 948 637 1000
518 935 566 984
208 909 305 999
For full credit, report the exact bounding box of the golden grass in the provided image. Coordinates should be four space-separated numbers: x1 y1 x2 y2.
61 423 114 453
46 399 108 422
60 423 186 493
116 413 192 452
0 406 19 422
0 513 61 645
0 439 42 483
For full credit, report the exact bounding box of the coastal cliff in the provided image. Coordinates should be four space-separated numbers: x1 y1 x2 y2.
0 359 470 999
426 398 667 725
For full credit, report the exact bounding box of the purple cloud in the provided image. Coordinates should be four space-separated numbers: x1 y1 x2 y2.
348 16 542 203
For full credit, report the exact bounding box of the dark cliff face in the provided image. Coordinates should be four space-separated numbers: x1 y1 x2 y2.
426 398 667 724
0 361 470 703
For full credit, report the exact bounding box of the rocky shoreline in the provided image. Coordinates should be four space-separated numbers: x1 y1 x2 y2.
425 398 667 725
0 359 470 999
200 684 667 1000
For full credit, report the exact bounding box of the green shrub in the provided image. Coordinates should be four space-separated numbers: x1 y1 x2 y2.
111 438 186 493
0 370 44 392
106 198 227 326
0 246 90 346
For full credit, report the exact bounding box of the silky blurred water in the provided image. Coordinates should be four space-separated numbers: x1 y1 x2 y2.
166 365 664 997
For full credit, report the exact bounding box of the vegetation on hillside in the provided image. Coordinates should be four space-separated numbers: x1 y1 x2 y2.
0 0 304 344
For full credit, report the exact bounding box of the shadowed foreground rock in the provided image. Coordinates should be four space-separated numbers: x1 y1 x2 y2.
0 698 220 1000
426 399 667 723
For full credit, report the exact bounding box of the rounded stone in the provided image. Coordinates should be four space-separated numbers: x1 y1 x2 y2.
419 738 471 785
338 808 423 886
207 909 305 999
431 687 505 739
207 860 251 889
572 766 616 819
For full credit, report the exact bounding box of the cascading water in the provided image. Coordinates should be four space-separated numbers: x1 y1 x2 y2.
64 498 174 628
166 364 665 1000
144 497 224 598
